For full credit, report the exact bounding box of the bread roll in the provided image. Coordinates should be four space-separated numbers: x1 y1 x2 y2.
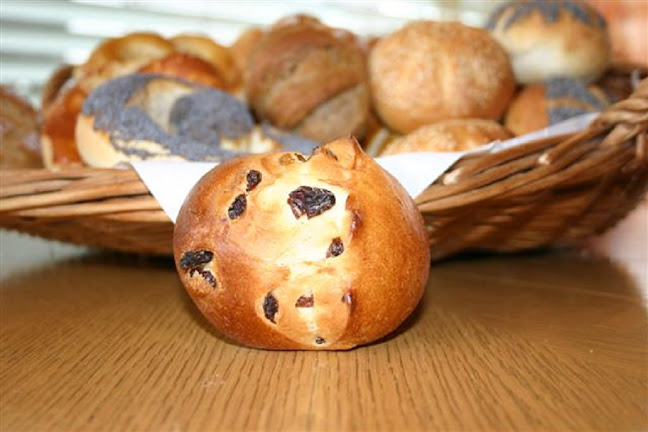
41 84 85 168
42 32 240 168
382 119 513 155
230 27 264 78
174 137 430 350
505 78 611 136
76 74 318 167
137 53 227 89
245 17 369 142
369 21 515 134
486 0 611 84
170 34 240 91
0 86 41 168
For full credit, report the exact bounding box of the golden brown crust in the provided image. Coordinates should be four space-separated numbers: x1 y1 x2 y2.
138 53 227 89
230 27 265 77
504 80 611 136
174 138 430 350
369 21 515 134
79 32 174 79
487 0 611 83
0 86 42 168
41 84 85 168
170 34 241 90
245 19 369 142
41 64 75 113
382 119 513 155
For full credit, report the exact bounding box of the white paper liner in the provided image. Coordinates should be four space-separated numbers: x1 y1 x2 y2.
133 113 598 223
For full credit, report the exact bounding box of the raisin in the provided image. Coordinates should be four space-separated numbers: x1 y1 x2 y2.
189 268 217 288
315 336 326 345
342 293 352 305
246 170 262 191
295 153 306 162
228 194 247 219
326 237 344 258
179 250 213 270
295 295 314 308
263 292 279 323
287 186 335 219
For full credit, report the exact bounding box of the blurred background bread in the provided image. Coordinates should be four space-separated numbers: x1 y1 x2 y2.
505 78 611 136
486 0 611 84
0 86 41 168
39 31 241 168
245 16 369 143
382 119 513 155
369 21 515 134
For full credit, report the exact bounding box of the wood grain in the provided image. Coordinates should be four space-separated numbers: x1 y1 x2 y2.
0 233 646 431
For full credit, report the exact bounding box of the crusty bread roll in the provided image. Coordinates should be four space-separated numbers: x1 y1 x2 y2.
504 78 611 136
76 74 318 167
76 32 175 93
170 34 240 91
138 52 227 89
174 137 430 350
41 84 85 168
486 0 611 84
230 27 264 79
245 17 369 142
382 119 513 156
0 86 42 168
369 21 515 134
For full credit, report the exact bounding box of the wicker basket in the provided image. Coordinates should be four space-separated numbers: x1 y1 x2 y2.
1 78 647 260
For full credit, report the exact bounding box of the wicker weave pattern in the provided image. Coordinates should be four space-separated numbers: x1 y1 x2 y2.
1 80 646 259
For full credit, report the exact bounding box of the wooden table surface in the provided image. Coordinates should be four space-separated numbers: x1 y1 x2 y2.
1 204 646 431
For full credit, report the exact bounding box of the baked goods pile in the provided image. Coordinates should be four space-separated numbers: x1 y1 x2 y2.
1 1 629 171
2 1 638 350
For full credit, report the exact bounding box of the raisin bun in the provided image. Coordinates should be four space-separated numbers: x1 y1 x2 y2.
486 0 611 84
174 138 430 350
76 74 318 167
504 78 611 136
245 16 370 142
369 21 515 134
382 119 513 156
0 86 41 168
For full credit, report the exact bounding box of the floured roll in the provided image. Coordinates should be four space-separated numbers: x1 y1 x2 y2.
369 21 515 134
486 0 611 84
174 138 430 350
76 74 318 167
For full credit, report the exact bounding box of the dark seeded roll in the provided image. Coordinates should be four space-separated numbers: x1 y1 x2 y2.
174 137 430 350
486 0 611 83
505 78 611 135
76 74 319 167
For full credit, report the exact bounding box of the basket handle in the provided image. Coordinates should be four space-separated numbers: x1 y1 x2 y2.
593 78 648 159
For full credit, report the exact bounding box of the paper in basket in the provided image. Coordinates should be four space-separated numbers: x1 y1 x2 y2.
133 113 598 223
